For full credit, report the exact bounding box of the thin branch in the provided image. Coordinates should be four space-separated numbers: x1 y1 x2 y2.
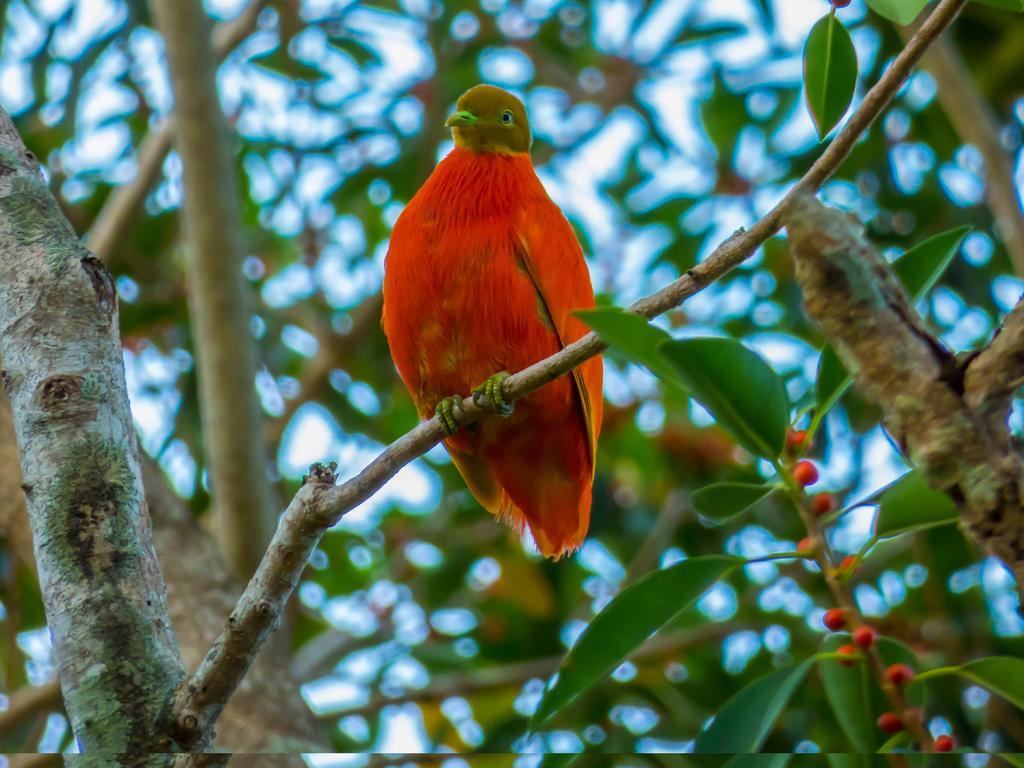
896 26 1024 277
315 622 736 721
167 0 968 751
151 0 276 580
783 461 931 756
86 0 268 261
265 292 384 450
625 489 689 584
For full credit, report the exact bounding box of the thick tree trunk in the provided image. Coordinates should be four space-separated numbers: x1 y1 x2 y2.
0 110 185 755
0 394 327 756
784 195 1024 597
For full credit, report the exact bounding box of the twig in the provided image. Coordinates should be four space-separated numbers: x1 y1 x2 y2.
265 292 384 450
166 0 968 751
314 622 735 721
87 0 268 261
625 489 689 584
779 460 931 757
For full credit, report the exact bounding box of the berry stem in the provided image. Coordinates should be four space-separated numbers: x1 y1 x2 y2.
774 458 935 754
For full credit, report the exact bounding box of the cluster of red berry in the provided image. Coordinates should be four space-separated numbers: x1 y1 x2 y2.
822 608 956 751
788 428 957 754
786 430 841 555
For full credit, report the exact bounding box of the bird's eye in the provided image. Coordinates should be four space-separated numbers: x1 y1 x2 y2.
501 110 514 124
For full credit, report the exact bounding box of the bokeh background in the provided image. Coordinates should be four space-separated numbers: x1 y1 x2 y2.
1 0 1024 760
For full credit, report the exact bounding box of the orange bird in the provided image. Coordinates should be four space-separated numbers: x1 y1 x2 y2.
382 84 603 558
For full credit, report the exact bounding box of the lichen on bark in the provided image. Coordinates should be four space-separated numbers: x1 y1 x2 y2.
784 193 1024 598
0 105 186 754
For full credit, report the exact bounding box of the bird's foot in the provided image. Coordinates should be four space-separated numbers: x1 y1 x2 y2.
472 371 513 416
435 395 464 436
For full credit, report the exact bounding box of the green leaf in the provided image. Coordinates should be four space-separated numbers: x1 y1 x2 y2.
820 635 924 752
874 470 958 539
695 657 816 752
803 14 858 138
814 346 851 422
700 67 749 163
974 0 1024 10
813 226 967 424
576 307 677 384
958 657 1024 708
865 0 929 24
532 555 740 727
658 337 789 458
251 49 329 83
692 482 775 523
892 226 970 301
680 22 747 44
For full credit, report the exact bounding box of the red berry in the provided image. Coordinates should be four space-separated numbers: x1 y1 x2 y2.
831 0 852 7
786 429 810 453
853 625 877 649
885 663 915 687
797 537 814 553
934 735 956 752
812 493 836 516
877 712 904 734
823 608 847 631
836 643 859 666
793 460 819 487
839 555 859 575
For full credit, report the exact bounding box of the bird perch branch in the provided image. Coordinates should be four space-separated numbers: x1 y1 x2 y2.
166 0 968 751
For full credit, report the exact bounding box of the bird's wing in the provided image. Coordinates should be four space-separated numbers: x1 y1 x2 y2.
514 197 603 472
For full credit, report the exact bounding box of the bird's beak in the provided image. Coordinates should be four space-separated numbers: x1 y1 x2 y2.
445 110 479 127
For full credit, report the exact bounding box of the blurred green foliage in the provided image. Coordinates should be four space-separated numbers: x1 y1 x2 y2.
1 0 1024 760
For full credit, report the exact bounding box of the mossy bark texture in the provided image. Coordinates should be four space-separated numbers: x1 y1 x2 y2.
0 108 186 756
785 194 1024 597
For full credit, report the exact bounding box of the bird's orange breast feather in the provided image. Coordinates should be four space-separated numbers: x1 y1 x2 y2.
382 148 602 557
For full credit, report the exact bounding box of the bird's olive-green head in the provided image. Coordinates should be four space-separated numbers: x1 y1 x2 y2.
446 84 531 155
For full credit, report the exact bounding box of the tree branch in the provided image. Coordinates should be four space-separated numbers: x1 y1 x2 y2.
316 622 737 722
783 193 1024 602
151 0 277 580
87 0 268 262
0 108 186 753
167 0 969 751
964 297 1024 437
